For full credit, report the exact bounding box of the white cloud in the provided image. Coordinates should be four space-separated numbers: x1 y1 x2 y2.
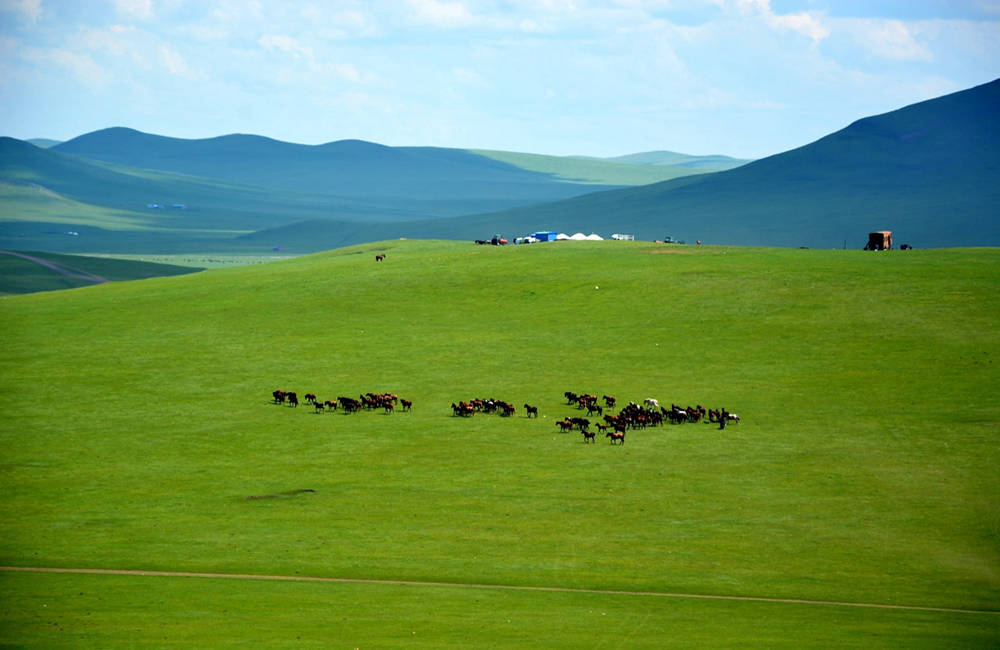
859 19 933 61
406 0 477 28
729 0 830 43
112 0 154 20
316 61 362 82
22 46 112 87
4 0 42 25
258 33 365 84
258 34 314 59
452 66 488 87
768 11 830 43
159 44 198 78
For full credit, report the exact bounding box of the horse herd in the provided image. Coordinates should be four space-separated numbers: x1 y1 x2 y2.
271 390 412 414
271 389 739 445
551 392 740 444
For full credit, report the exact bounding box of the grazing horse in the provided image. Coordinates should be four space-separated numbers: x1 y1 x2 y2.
313 401 325 413
603 395 616 408
304 393 317 405
452 402 474 417
400 398 412 411
339 397 361 413
272 390 286 405
375 254 386 261
324 400 338 411
582 430 596 443
287 392 299 407
523 404 538 418
643 398 659 409
556 419 574 432
586 402 603 416
606 431 626 445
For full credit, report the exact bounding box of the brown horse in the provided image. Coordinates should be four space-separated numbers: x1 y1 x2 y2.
523 404 538 418
607 431 625 445
582 430 596 443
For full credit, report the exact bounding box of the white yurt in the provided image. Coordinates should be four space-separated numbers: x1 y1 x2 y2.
586 233 604 241
570 232 587 240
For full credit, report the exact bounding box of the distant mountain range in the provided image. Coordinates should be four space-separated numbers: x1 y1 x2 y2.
2 78 997 253
50 129 732 210
0 128 741 253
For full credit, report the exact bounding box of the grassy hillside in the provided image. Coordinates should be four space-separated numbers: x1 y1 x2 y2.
0 249 202 295
467 149 720 185
1 241 997 646
26 138 61 149
469 79 1000 249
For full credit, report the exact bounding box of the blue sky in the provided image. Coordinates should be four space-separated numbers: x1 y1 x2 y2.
1 0 998 158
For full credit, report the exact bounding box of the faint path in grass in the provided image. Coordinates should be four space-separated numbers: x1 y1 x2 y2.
2 566 996 616
0 250 109 284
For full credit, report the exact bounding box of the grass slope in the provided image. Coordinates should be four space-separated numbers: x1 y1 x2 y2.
1 241 997 646
470 79 1000 249
0 249 202 295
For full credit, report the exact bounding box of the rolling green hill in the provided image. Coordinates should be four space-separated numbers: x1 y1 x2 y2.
1 241 997 646
466 79 1000 249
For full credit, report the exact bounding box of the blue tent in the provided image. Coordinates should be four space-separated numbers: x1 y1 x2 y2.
531 231 558 242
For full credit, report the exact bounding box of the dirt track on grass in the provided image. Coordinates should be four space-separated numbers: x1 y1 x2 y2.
0 250 109 284
1 566 996 615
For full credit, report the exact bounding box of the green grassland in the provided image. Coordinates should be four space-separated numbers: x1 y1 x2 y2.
1 241 997 646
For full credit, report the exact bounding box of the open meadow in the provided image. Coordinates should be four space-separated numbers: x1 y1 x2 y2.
1 240 997 646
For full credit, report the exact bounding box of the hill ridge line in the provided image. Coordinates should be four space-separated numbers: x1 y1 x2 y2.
2 566 995 615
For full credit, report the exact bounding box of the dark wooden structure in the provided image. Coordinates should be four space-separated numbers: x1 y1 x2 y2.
864 231 893 251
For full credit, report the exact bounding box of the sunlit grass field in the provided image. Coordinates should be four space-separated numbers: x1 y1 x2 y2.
1 240 997 646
